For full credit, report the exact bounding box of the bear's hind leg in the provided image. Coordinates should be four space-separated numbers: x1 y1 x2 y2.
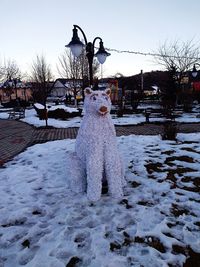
66 152 86 193
104 150 123 199
86 152 104 201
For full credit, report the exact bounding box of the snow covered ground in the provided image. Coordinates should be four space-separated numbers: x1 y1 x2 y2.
0 104 200 128
0 133 200 267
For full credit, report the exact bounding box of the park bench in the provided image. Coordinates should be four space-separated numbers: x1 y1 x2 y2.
144 108 178 122
8 107 25 120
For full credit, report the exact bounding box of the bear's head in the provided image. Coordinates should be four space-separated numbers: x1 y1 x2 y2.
84 87 112 116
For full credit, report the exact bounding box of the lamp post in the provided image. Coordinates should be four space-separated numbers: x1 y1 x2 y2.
141 69 144 92
7 77 20 100
13 78 19 99
22 82 27 102
66 25 110 87
8 76 13 101
191 63 200 104
191 64 200 78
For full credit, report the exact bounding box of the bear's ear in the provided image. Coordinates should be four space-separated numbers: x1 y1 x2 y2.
84 87 93 96
105 88 111 96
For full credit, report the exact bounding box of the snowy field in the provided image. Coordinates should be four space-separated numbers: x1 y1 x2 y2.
0 107 149 127
0 133 200 267
0 105 200 128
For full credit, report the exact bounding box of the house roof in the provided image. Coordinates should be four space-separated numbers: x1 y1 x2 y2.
55 78 68 85
53 78 82 88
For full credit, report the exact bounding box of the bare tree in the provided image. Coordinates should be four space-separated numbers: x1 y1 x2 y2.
30 55 53 126
57 49 100 105
4 59 21 80
57 49 100 80
0 59 22 101
0 60 4 82
31 54 53 103
154 39 200 73
58 50 82 79
0 69 4 82
0 59 21 82
154 39 200 110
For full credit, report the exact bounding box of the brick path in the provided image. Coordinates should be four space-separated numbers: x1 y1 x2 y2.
0 120 33 166
0 119 200 166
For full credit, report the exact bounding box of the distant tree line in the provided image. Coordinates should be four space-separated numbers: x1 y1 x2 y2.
1 38 200 112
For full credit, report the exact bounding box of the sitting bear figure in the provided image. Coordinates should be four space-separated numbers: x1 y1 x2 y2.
68 87 125 201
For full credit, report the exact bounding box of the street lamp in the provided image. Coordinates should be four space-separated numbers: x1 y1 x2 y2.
66 25 111 86
8 77 13 88
7 77 13 101
191 64 200 78
13 78 19 99
8 77 20 99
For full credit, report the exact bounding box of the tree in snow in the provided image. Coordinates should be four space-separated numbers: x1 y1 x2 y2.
30 54 53 126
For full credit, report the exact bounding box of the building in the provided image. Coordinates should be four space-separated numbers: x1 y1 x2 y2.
0 81 32 104
51 78 83 100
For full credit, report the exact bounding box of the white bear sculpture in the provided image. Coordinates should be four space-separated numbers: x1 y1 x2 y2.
68 87 125 201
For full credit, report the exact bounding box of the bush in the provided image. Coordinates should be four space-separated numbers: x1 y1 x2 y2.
162 122 178 141
47 108 82 119
2 99 30 108
34 103 82 120
33 104 47 120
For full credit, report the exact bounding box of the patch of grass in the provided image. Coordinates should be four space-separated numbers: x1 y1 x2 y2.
122 232 133 247
166 170 177 183
181 147 199 153
137 200 154 207
110 241 121 251
170 203 190 217
182 141 199 144
119 199 133 209
161 150 175 155
172 244 187 255
175 191 185 196
21 239 30 248
167 222 178 228
131 170 139 175
194 221 200 227
181 176 192 183
164 166 196 176
134 236 166 253
1 219 26 228
130 181 141 188
165 156 195 163
145 162 163 174
183 247 200 267
148 174 161 181
193 178 200 187
162 232 174 238
32 210 42 215
180 177 200 192
66 257 82 267
181 185 199 193
189 198 200 203
116 227 125 232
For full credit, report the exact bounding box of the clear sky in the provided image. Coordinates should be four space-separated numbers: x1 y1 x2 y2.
1 0 200 79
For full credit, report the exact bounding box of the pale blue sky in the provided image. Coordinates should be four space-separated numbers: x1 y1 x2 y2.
1 0 200 78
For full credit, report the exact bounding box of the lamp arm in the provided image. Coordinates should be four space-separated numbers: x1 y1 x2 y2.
73 24 88 45
92 37 102 47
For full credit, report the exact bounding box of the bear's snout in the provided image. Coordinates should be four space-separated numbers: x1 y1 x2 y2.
99 106 108 113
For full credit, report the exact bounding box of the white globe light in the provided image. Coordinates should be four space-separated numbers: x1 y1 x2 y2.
8 81 13 87
192 71 198 78
96 53 107 64
70 44 83 57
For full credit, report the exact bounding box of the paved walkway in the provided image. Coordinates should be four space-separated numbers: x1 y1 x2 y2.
0 119 200 166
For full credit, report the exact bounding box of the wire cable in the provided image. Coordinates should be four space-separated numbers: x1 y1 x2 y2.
105 47 200 60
